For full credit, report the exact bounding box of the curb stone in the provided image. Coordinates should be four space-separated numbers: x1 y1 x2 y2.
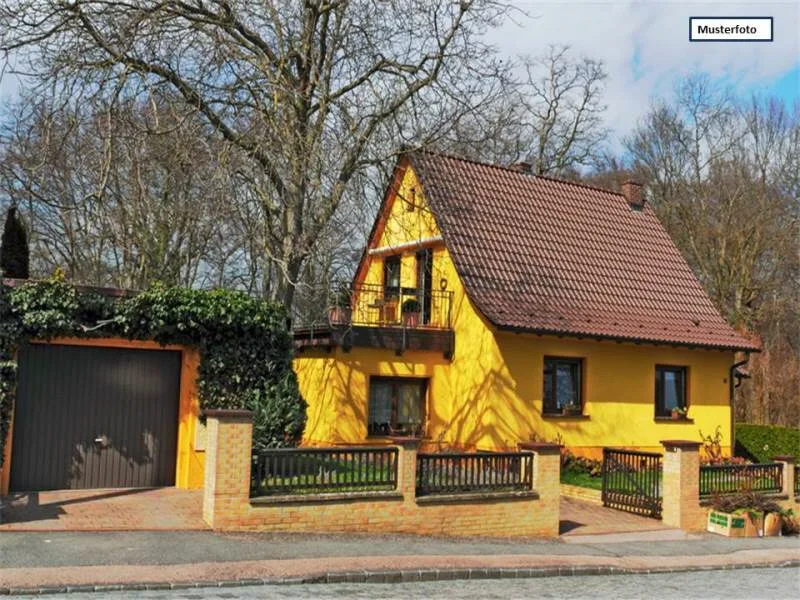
1 560 798 596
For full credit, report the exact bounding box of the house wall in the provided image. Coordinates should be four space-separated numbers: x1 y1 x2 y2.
0 337 204 494
294 165 735 458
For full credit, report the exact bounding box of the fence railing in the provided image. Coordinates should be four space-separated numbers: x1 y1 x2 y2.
251 447 398 497
303 281 453 330
699 463 783 497
601 448 663 519
416 452 533 496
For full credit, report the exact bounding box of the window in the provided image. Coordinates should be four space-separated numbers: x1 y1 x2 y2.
368 377 426 437
543 357 583 415
655 365 687 417
383 255 401 300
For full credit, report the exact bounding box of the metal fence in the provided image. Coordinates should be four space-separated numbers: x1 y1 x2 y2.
416 452 533 496
250 447 398 496
699 463 783 497
601 448 663 519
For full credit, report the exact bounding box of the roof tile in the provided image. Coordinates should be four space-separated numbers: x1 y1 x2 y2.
408 151 758 352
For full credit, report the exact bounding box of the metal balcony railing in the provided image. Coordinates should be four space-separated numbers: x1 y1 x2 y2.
326 282 452 330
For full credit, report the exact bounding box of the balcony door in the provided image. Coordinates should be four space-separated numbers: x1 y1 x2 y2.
415 249 433 325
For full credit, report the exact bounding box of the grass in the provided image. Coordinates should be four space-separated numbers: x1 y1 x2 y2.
561 468 603 490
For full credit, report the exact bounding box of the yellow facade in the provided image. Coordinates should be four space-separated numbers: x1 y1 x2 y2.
295 165 735 458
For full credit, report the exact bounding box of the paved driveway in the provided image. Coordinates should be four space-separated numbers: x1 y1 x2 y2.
0 488 206 531
559 497 670 536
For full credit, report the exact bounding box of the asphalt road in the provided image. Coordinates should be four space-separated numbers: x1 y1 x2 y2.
16 567 800 599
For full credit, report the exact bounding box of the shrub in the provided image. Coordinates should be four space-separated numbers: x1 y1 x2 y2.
711 490 782 515
735 423 800 463
562 451 603 477
0 279 307 464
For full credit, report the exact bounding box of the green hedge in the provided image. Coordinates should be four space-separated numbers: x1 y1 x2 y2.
735 423 800 462
0 278 307 466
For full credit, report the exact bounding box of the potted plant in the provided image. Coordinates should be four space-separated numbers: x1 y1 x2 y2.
561 402 581 416
707 491 782 538
765 508 794 537
328 285 352 325
401 298 422 328
671 406 688 420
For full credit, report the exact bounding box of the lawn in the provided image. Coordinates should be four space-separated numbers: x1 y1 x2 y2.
561 469 603 490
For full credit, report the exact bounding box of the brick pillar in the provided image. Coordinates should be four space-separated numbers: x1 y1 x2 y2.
202 409 254 529
773 455 796 499
391 437 421 504
519 442 561 537
661 439 705 531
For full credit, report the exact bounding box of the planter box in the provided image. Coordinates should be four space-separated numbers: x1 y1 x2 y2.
707 510 763 537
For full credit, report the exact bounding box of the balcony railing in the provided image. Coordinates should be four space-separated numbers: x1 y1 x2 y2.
326 282 452 330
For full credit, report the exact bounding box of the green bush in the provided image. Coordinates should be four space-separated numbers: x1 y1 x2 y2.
735 423 800 463
0 279 307 464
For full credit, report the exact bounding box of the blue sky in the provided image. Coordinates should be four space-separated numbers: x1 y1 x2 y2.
491 1 799 145
1 1 797 147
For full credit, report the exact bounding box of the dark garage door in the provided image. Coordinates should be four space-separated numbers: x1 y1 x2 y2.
10 343 181 492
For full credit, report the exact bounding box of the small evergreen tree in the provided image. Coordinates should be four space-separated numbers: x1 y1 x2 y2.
0 204 30 279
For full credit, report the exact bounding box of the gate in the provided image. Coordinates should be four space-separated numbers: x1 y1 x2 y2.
601 448 663 519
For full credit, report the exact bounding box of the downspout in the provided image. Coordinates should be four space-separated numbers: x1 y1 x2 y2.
729 354 751 455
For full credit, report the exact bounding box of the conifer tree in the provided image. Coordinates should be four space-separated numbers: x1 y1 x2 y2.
0 204 30 279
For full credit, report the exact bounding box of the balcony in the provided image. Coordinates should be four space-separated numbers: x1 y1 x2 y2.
294 282 454 358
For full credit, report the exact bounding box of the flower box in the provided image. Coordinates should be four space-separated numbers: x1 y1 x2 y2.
707 510 763 537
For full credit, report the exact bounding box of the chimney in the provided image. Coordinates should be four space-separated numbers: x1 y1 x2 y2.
621 180 644 209
508 161 532 174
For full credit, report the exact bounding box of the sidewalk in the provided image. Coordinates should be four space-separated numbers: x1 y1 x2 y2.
1 531 798 594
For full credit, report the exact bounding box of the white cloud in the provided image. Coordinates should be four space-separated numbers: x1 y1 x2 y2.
489 1 800 145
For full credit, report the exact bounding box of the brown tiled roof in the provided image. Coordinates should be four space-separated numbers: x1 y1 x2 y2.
407 151 758 352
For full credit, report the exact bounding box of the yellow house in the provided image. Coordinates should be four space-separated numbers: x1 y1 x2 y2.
293 152 758 458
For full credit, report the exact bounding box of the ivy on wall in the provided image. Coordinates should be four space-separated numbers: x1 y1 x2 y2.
0 279 307 466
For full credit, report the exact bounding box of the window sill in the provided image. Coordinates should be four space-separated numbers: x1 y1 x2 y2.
542 414 590 420
654 416 694 423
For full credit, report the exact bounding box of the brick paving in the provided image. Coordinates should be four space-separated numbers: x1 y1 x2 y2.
0 487 667 535
559 496 671 536
0 487 206 531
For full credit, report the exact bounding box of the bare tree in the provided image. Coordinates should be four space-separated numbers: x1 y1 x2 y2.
1 0 510 309
439 45 608 175
625 75 800 427
0 91 233 289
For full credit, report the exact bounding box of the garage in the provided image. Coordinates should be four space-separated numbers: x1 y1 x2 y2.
9 343 182 492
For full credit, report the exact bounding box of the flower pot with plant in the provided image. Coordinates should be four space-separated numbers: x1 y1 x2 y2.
707 491 783 538
671 406 688 420
561 402 582 416
401 298 422 328
328 285 352 325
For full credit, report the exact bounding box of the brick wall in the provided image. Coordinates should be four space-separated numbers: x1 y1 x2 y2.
202 412 561 538
661 441 799 532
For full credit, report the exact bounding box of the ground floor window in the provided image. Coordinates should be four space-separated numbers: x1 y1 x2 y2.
655 365 687 417
368 377 426 437
543 357 583 415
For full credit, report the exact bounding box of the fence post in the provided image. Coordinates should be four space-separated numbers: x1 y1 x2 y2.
772 455 796 499
202 409 254 529
391 437 421 504
661 439 704 531
519 442 561 537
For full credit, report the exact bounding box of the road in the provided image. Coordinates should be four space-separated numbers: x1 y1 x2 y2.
18 567 800 599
